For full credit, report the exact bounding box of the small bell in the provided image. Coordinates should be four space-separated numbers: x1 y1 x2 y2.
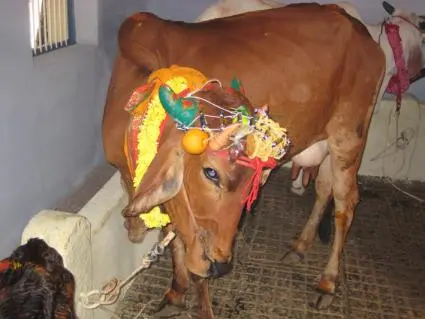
220 112 225 130
249 116 256 126
199 111 207 130
237 113 242 123
177 122 188 131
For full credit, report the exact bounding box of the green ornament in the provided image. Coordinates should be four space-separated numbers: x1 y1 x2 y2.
158 84 199 127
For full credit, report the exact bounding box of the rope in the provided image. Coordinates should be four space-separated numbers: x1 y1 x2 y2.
79 231 176 310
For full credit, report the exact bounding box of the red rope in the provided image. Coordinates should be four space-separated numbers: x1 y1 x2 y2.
214 150 277 211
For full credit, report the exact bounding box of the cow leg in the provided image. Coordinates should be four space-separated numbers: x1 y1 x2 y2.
152 231 190 314
282 155 332 264
312 154 360 309
192 275 214 319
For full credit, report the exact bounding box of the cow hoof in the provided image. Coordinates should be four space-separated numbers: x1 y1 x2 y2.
309 275 336 309
281 250 304 265
192 308 215 319
147 297 186 316
309 291 335 310
151 298 169 314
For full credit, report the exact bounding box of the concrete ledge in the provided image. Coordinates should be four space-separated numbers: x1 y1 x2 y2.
21 172 160 319
22 210 93 319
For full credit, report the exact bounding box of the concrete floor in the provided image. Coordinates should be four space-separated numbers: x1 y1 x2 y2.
113 169 425 319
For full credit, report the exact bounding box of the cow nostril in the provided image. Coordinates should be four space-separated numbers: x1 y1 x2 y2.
208 261 233 278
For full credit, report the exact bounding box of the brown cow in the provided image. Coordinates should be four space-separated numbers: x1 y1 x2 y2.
290 1 425 197
103 3 387 317
105 66 281 318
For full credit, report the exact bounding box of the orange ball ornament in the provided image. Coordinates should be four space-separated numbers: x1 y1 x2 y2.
182 129 209 154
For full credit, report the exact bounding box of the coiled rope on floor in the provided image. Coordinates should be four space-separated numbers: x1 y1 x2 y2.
79 231 176 310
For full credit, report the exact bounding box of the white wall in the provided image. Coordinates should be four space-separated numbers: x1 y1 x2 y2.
0 0 107 257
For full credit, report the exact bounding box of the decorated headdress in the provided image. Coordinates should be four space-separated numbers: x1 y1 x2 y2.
124 65 291 228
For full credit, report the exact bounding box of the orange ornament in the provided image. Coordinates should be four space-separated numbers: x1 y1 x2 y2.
182 129 209 154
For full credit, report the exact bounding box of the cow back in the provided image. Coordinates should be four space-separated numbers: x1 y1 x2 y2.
114 3 385 160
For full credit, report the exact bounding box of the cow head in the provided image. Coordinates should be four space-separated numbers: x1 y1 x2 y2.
382 1 425 81
121 81 284 278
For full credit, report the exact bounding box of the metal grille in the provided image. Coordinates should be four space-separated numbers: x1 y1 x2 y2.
29 0 75 55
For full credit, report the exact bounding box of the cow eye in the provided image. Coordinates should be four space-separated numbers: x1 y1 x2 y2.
203 167 220 186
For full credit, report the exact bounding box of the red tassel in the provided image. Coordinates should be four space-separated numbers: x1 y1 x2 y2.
236 157 277 211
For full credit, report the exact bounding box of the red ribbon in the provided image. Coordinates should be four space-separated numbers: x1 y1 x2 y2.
236 156 277 211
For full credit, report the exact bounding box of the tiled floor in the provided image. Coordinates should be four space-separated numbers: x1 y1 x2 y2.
113 168 425 319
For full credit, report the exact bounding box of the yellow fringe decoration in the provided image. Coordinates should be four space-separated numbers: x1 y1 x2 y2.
125 65 207 229
247 113 290 162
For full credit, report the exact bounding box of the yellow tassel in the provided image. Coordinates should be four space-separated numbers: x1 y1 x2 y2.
139 207 171 229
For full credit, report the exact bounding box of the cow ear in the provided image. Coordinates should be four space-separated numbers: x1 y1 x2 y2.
123 124 184 216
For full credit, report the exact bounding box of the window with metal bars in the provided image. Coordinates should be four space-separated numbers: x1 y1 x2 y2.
29 0 76 56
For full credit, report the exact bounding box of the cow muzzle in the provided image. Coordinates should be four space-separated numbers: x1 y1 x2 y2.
185 228 235 278
123 216 148 243
207 260 233 278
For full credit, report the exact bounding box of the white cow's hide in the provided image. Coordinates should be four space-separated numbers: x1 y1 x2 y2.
196 0 284 22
